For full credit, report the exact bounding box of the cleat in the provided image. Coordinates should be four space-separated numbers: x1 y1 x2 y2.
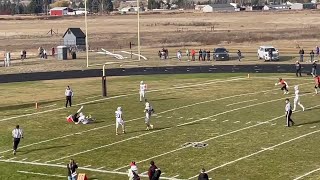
13 150 16 155
116 133 118 135
150 124 154 129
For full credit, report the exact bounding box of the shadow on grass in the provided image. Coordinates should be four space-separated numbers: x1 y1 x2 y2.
0 99 61 111
151 97 179 101
297 119 320 126
21 144 72 155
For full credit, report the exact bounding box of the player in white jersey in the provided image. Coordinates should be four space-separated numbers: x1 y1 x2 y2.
75 112 95 124
139 81 147 102
144 99 154 130
293 85 305 111
115 107 125 135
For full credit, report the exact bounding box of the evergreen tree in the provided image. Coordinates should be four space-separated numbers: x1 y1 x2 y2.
27 0 43 14
105 0 113 12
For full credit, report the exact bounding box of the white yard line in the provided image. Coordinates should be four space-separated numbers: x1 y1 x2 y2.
234 121 240 124
45 127 171 163
140 171 149 175
1 159 180 180
83 165 92 168
294 167 320 180
226 99 258 107
32 159 41 162
17 170 65 178
0 81 272 154
0 77 244 124
252 77 313 81
222 120 229 122
187 129 320 179
20 158 28 161
97 166 105 170
113 104 320 172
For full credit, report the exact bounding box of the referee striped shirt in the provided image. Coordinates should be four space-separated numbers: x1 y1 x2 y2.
12 128 23 138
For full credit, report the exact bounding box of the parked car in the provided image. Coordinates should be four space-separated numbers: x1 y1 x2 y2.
257 46 279 61
213 48 229 61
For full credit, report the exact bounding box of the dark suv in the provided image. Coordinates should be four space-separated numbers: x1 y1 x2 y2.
213 48 229 61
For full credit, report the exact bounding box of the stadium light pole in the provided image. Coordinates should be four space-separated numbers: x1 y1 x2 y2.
85 0 89 67
137 0 141 61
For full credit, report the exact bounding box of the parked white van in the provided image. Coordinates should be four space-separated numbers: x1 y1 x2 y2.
257 46 279 61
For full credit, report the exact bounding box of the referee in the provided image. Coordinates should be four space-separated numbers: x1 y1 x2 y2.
12 125 23 155
65 86 73 108
285 98 295 127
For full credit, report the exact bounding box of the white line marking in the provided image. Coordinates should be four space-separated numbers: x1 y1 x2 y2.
222 120 229 122
234 121 240 124
172 175 180 178
83 165 92 168
178 117 184 119
97 166 105 170
271 123 277 126
21 158 28 161
113 105 320 171
155 115 162 118
56 162 64 165
246 121 252 124
187 129 320 179
45 127 171 163
2 160 178 180
140 171 149 175
17 170 65 178
261 147 274 150
8 157 16 160
167 116 172 119
0 80 272 154
0 156 3 159
0 77 245 124
294 167 320 180
311 126 316 129
298 125 303 127
32 159 41 162
226 99 258 106
211 119 217 122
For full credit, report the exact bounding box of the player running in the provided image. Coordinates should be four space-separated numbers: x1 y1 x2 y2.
293 85 305 111
275 78 289 94
139 81 147 102
144 99 154 130
115 107 126 135
314 75 320 94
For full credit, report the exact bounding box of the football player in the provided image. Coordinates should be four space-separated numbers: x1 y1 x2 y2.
144 99 154 130
314 75 320 94
115 107 125 135
293 85 305 111
139 81 147 102
275 78 289 94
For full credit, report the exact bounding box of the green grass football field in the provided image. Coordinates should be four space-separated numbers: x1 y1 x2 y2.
1 73 320 180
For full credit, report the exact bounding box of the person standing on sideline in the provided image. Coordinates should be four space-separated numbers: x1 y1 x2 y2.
299 48 304 62
139 81 147 102
275 78 289 94
237 50 242 61
115 107 126 135
65 86 73 108
144 99 154 130
314 75 320 94
67 159 78 180
191 49 196 61
148 161 158 180
12 125 23 155
310 50 315 62
316 46 320 58
293 85 305 111
198 168 209 180
285 98 295 127
295 61 302 77
128 161 140 180
186 49 190 61
312 60 317 77
207 50 211 61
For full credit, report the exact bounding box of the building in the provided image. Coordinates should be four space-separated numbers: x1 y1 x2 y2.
50 7 73 16
263 4 290 10
202 4 235 12
63 28 86 49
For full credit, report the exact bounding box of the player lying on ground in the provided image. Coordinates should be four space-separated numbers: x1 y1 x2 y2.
66 106 95 124
275 78 289 94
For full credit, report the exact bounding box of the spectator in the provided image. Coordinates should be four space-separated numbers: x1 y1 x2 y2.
67 159 78 180
310 50 315 62
177 50 182 61
202 50 206 61
299 48 304 62
207 50 211 61
128 161 140 180
316 46 320 57
148 161 157 180
312 60 317 77
20 50 24 61
237 50 242 61
295 61 302 77
52 47 55 57
191 49 196 61
43 49 47 59
65 86 73 108
198 168 209 180
186 49 190 60
198 49 202 61
23 50 26 59
268 49 273 61
158 51 161 59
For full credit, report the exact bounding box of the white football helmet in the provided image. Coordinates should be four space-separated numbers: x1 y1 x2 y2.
117 107 122 111
140 81 144 84
294 85 299 90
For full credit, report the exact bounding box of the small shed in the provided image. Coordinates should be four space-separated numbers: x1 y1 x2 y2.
291 3 303 10
202 4 235 12
263 4 290 10
50 7 72 16
63 28 86 49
